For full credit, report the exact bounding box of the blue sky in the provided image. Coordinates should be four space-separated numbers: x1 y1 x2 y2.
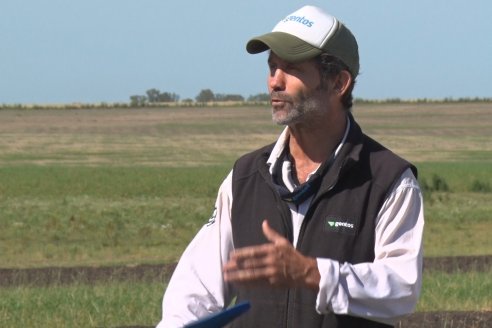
1 0 491 104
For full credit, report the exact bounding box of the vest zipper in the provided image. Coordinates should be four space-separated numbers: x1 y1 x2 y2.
281 162 344 328
296 159 348 250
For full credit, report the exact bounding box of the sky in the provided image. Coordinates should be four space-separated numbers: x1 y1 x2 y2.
1 0 491 104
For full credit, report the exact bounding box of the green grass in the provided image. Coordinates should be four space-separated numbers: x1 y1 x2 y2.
0 104 491 326
0 105 491 267
0 165 228 267
0 281 164 328
417 269 492 312
1 162 490 267
0 269 489 328
415 162 492 256
417 162 492 193
0 165 228 199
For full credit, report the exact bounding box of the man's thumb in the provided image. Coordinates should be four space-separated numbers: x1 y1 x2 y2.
262 220 283 244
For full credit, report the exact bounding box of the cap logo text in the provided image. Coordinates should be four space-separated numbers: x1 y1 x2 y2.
282 15 314 27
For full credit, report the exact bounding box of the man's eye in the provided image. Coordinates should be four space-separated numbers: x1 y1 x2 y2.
285 64 298 71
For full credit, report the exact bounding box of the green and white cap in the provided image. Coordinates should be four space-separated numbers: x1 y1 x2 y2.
246 5 359 77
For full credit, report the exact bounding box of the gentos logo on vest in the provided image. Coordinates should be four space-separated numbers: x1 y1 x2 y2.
324 217 357 235
282 15 315 27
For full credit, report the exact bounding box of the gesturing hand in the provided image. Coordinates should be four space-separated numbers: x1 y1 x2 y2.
223 220 320 290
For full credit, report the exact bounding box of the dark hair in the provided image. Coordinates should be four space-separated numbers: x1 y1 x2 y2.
316 54 356 110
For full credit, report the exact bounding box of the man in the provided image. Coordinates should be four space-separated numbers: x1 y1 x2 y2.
157 5 424 328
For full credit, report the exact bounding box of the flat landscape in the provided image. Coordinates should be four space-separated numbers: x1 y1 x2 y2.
0 102 491 327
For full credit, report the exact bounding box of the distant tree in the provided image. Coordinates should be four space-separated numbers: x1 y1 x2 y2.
146 88 161 103
130 95 147 107
196 89 215 103
247 93 270 102
228 94 244 102
158 92 180 103
215 93 245 102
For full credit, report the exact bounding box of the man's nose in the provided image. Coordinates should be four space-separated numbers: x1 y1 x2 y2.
269 69 286 91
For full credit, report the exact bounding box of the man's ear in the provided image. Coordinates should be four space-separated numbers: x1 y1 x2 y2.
333 70 353 96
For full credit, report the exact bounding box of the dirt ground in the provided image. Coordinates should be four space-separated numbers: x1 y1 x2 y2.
107 313 492 328
1 255 491 327
115 312 492 328
397 311 491 328
2 255 490 287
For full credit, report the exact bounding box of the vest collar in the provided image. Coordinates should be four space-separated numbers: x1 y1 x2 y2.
316 112 364 195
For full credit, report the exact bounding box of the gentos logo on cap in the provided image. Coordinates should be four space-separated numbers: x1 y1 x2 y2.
282 15 314 27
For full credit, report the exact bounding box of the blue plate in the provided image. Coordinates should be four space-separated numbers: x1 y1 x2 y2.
184 301 251 328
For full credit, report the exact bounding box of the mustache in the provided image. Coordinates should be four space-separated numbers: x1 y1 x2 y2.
270 91 293 102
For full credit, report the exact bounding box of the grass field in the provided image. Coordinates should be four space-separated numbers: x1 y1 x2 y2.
0 103 491 326
1 103 491 267
0 280 163 327
0 270 490 327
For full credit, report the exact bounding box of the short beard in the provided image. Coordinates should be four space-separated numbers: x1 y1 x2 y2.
272 96 322 125
271 84 328 126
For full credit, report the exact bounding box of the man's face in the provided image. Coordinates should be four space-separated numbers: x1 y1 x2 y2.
267 53 331 126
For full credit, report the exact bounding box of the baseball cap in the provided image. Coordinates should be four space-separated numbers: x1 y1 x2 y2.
246 5 359 77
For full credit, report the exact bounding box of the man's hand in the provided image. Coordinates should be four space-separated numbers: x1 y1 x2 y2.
223 220 320 290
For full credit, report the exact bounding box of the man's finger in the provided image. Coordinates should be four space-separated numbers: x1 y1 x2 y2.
262 220 286 244
229 244 271 259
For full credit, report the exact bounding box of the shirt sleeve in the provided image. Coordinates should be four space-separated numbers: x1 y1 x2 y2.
157 171 234 328
315 168 424 325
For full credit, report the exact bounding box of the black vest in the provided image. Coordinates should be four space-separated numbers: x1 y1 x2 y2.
230 118 416 328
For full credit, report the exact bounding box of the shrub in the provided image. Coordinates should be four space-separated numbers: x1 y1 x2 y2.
431 174 450 192
469 179 491 193
420 174 450 193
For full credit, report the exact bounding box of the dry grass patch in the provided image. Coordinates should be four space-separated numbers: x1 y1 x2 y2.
0 107 281 167
2 103 490 167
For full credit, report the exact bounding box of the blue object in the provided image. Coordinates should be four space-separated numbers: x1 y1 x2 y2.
184 301 251 328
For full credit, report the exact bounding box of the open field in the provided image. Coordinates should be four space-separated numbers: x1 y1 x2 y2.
0 106 280 167
0 265 490 327
1 103 491 267
1 102 491 167
1 103 491 326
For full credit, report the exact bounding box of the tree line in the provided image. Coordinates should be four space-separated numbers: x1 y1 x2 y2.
130 88 492 107
130 88 270 107
1 92 491 110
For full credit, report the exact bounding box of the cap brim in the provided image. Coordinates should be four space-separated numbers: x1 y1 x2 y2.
246 32 322 63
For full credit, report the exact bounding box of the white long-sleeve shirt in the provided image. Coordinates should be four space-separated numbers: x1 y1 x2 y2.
157 126 424 328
